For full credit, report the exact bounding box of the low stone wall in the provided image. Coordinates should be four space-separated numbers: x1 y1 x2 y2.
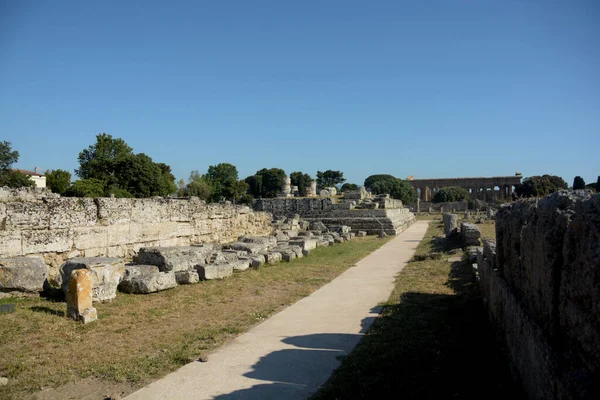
0 188 273 286
254 198 415 235
477 190 600 399
408 201 469 213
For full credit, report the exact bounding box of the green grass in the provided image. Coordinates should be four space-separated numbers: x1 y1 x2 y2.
0 236 391 399
312 220 525 400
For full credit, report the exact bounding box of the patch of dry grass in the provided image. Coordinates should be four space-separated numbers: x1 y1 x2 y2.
0 236 391 399
312 220 523 399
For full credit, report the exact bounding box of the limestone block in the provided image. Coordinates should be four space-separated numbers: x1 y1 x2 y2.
130 198 169 223
0 231 22 257
175 269 200 284
265 252 282 264
249 255 265 269
22 229 72 254
66 269 97 324
118 265 177 294
310 221 328 233
194 263 233 280
137 246 215 273
461 223 481 246
48 198 97 229
73 227 108 250
5 202 49 230
159 222 195 239
222 242 268 254
239 236 278 247
61 257 125 302
443 213 459 235
96 198 132 225
288 239 317 251
129 222 162 243
357 231 367 237
232 259 251 271
106 224 131 247
0 257 48 293
107 245 127 259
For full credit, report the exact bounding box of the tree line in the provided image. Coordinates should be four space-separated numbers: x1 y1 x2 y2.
2 136 598 204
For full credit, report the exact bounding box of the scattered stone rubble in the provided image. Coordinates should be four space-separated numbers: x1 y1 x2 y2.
66 269 97 324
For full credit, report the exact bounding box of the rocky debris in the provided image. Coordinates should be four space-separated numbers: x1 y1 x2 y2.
175 270 200 284
249 255 265 269
66 269 97 324
0 377 8 386
118 265 177 294
443 213 459 236
310 221 328 233
222 242 269 255
461 223 481 246
357 231 367 237
265 252 283 264
231 259 251 271
137 245 214 272
288 238 318 251
0 257 48 293
330 225 351 234
239 235 277 247
61 257 125 302
486 208 496 219
194 263 233 280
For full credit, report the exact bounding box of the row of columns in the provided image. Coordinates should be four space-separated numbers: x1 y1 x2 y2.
416 184 514 202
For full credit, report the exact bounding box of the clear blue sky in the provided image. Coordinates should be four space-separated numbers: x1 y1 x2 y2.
1 0 598 186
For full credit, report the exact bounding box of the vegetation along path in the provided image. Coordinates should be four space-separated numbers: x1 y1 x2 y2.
126 221 429 400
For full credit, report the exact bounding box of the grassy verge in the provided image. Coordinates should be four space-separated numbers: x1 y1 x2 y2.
0 236 391 399
312 220 524 399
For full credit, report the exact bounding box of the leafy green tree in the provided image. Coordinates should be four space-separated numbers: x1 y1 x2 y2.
316 170 345 189
45 169 71 195
183 171 212 200
205 163 240 202
514 175 569 198
76 134 176 197
340 183 359 192
65 179 105 197
290 171 313 196
432 186 470 203
573 176 586 190
232 179 249 204
255 168 286 198
245 174 263 198
76 133 133 186
364 174 417 204
0 141 35 188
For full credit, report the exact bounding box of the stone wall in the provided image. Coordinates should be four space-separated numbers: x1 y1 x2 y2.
410 201 469 213
254 198 415 235
0 188 273 286
477 190 600 399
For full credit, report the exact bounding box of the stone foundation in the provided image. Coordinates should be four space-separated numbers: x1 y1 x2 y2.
0 188 273 287
253 197 415 235
477 190 600 399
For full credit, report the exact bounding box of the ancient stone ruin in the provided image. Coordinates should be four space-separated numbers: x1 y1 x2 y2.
0 186 394 322
476 190 600 399
254 183 415 236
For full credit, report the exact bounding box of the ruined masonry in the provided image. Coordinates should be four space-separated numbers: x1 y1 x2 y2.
476 190 600 400
66 269 97 324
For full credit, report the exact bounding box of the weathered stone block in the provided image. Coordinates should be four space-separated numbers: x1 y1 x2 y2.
0 257 48 293
194 263 233 280
0 231 22 257
175 269 200 284
22 229 72 254
288 238 317 251
249 255 265 269
96 198 133 225
66 269 97 324
4 202 49 230
48 198 97 229
61 257 125 302
137 245 214 272
73 227 108 250
265 252 282 264
118 265 177 293
460 223 481 246
443 213 459 235
222 242 268 254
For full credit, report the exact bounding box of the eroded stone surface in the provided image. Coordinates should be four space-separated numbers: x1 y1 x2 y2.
175 269 200 284
61 257 125 302
194 263 233 280
460 223 481 246
118 265 177 294
0 257 48 293
137 246 214 272
66 269 97 324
